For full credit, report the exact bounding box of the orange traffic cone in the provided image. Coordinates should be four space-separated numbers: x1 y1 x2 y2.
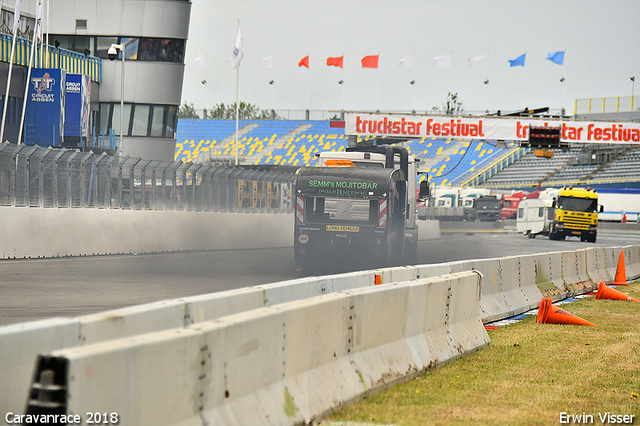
536 297 597 326
596 280 639 302
612 250 628 285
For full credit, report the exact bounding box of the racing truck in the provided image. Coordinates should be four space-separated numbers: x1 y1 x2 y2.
294 143 428 272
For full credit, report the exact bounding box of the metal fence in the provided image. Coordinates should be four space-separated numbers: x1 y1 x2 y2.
0 142 296 213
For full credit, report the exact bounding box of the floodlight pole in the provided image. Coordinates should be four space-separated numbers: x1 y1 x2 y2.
110 44 125 152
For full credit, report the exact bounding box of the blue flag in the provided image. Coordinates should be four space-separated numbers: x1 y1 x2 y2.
547 51 565 65
508 54 526 67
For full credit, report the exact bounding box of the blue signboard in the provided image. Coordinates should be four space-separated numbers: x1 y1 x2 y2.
65 74 91 144
24 68 66 146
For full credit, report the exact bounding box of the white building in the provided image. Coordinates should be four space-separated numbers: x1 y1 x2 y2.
0 0 191 161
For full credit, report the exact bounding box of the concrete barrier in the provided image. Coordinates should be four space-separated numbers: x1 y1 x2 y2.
561 250 595 294
604 247 623 282
3 245 638 421
0 318 79 417
24 272 488 426
417 219 441 240
584 247 611 285
495 255 542 320
624 245 640 279
534 252 566 300
445 257 543 323
415 263 452 278
0 207 294 259
449 259 507 322
182 287 267 325
259 271 375 306
0 208 442 260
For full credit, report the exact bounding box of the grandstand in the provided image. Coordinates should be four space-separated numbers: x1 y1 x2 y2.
175 119 640 190
175 119 517 187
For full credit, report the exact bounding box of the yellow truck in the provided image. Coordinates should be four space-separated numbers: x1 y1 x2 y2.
548 186 601 242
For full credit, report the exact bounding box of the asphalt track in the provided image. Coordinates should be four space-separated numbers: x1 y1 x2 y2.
0 228 638 326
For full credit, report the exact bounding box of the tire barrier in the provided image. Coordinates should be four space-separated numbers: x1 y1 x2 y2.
23 272 489 426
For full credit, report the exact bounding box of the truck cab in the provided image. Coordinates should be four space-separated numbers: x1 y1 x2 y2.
315 144 426 265
548 186 600 242
294 166 408 272
473 195 503 221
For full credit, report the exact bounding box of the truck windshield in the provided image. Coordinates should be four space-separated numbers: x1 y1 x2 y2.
557 196 598 213
475 200 501 210
305 197 379 224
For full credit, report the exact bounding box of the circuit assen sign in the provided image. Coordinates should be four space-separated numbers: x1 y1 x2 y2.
345 113 640 144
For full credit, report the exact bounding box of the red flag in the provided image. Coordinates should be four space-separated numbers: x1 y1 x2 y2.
298 55 309 68
326 56 343 68
361 55 379 68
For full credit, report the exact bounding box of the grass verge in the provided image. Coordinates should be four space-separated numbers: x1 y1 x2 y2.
326 281 640 426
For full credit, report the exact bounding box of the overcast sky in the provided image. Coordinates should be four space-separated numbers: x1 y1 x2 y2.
181 0 640 115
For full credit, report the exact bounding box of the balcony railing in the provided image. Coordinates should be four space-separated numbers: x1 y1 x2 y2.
0 33 101 83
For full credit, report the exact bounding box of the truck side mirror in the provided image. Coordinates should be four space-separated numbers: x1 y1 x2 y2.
418 179 430 201
599 205 604 213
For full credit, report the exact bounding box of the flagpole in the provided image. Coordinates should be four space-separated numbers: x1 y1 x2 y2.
376 52 380 111
235 60 239 166
412 52 416 113
561 50 566 115
524 51 528 108
45 0 49 67
341 54 344 112
234 19 240 166
486 52 490 113
18 0 42 145
0 32 18 144
449 51 453 95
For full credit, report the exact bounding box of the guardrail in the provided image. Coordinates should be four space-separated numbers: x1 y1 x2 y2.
1 245 638 424
575 96 639 114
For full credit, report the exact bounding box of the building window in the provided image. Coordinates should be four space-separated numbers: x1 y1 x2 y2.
95 36 118 60
99 103 178 138
150 106 165 137
132 105 150 136
121 38 139 60
48 35 184 63
137 38 184 63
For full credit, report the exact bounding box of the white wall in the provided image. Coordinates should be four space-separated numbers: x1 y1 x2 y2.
0 207 294 259
0 208 440 259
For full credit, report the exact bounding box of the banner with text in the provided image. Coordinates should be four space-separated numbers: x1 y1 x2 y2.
25 68 66 146
344 114 640 144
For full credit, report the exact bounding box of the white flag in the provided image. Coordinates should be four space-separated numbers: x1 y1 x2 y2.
433 54 452 69
13 0 21 32
399 56 414 69
262 55 274 68
193 55 206 69
228 28 244 69
469 54 489 69
35 0 42 39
